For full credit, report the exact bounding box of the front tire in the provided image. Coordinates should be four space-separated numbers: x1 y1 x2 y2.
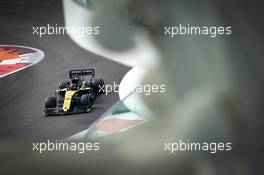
45 96 56 108
81 94 92 111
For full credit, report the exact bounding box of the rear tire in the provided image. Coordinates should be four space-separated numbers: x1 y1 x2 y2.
93 79 105 94
45 97 56 108
59 80 70 89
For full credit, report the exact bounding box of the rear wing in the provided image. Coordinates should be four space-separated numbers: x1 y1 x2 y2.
69 69 95 79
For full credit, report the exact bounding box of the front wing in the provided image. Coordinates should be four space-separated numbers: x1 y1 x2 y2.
44 105 91 116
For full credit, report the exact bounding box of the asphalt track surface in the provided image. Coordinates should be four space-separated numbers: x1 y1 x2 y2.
0 0 130 140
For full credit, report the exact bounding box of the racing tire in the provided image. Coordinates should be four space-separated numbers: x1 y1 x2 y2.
59 80 70 89
45 97 56 108
93 79 105 94
81 94 92 108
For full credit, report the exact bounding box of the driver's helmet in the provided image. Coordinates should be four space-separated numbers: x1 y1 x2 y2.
71 75 82 90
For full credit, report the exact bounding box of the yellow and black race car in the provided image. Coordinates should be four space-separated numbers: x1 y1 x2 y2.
44 69 105 116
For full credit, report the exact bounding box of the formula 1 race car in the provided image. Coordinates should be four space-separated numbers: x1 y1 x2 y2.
44 69 105 116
